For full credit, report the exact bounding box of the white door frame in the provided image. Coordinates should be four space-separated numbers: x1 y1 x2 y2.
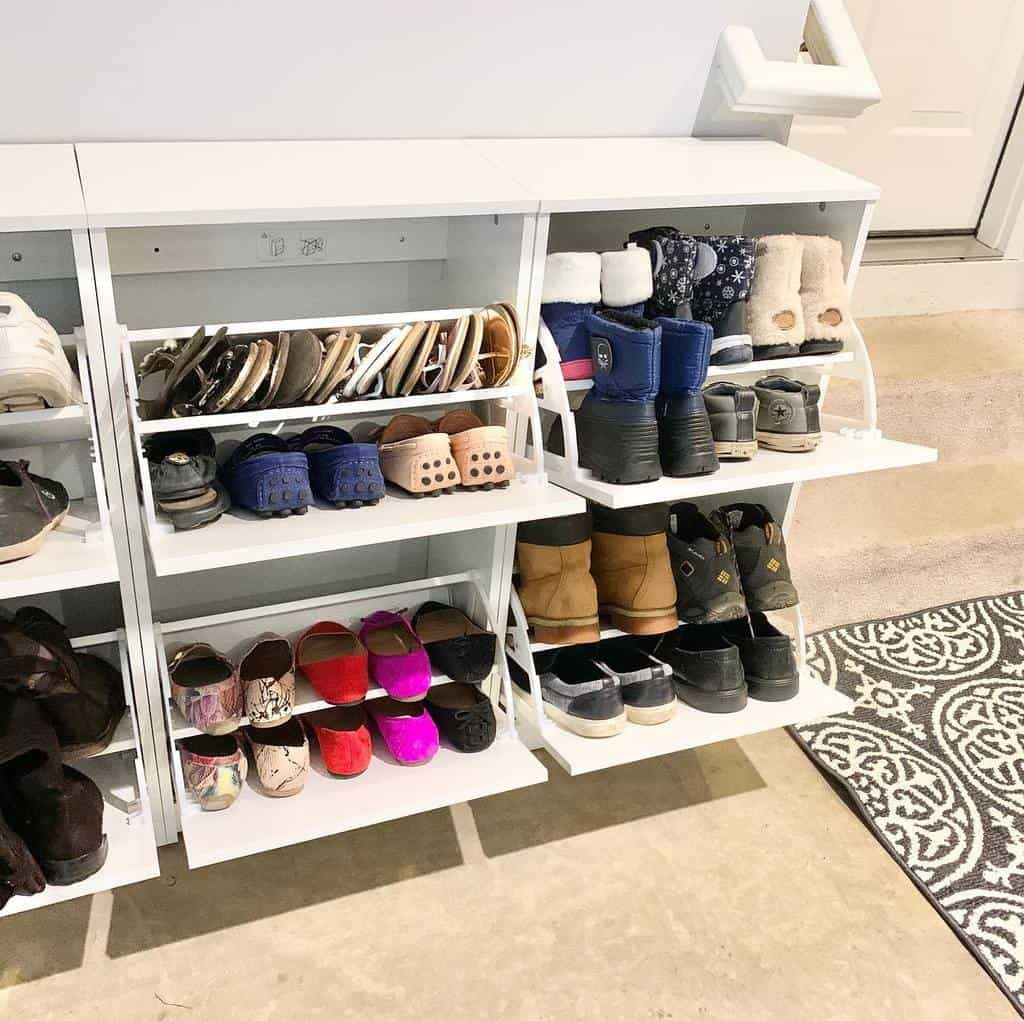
978 87 1024 259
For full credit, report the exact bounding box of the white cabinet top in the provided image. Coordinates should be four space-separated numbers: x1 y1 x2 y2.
0 144 87 232
468 137 879 212
75 140 537 227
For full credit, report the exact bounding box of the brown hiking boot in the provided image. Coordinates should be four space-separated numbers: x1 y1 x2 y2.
590 504 678 635
515 513 599 646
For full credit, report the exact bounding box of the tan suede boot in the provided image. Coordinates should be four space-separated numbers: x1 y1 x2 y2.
590 504 678 635
515 514 599 646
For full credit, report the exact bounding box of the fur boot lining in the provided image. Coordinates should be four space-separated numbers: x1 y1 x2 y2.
600 246 654 307
798 235 852 342
748 234 805 349
542 252 602 305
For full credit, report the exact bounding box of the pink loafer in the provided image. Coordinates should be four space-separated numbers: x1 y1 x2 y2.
368 699 438 765
359 610 431 701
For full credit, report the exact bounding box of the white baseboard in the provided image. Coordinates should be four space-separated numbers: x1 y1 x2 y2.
854 258 1024 317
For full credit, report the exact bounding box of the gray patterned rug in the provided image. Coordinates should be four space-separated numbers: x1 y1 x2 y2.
792 592 1024 1017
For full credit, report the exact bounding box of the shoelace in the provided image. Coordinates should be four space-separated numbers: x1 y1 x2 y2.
453 708 490 745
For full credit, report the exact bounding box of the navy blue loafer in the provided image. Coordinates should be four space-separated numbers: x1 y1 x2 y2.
221 433 312 518
287 426 385 509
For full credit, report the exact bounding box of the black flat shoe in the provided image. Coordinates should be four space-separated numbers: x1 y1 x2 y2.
412 601 496 684
425 683 496 752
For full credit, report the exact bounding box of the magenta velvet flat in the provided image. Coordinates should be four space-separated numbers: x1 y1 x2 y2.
368 699 439 765
358 610 431 701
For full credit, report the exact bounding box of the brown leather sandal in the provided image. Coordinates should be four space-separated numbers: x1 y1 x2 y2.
377 414 460 497
249 332 291 410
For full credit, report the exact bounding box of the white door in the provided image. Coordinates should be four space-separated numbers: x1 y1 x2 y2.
791 0 1024 232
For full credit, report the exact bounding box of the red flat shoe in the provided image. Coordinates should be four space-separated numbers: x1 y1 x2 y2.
296 622 368 705
306 706 371 777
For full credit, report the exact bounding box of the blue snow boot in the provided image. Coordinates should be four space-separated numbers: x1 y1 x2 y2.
692 235 755 366
574 310 662 485
540 252 602 381
656 317 719 477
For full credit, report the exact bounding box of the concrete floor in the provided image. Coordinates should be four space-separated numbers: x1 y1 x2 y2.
2 312 1021 1020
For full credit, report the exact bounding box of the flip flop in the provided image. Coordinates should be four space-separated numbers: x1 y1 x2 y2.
314 329 360 403
137 326 218 420
342 325 409 399
437 316 469 393
299 331 344 405
397 321 438 397
249 332 291 410
478 307 517 387
385 322 427 397
274 330 322 406
448 312 483 391
221 338 274 412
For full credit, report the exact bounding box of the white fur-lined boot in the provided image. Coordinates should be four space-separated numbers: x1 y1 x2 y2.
797 235 851 354
747 234 804 358
600 244 653 316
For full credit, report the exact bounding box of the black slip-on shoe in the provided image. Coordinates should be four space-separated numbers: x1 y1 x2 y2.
412 601 496 685
656 625 746 713
722 613 799 701
425 683 496 752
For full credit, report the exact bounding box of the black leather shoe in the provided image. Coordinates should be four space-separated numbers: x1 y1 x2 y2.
656 625 746 713
425 684 496 752
722 613 799 701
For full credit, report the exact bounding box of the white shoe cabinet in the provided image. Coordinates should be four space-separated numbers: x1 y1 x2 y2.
0 146 160 914
0 133 936 907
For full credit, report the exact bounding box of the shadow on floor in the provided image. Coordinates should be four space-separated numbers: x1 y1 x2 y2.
106 807 461 958
471 740 765 857
0 896 91 987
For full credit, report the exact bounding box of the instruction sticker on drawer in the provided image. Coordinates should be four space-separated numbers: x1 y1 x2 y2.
257 231 328 262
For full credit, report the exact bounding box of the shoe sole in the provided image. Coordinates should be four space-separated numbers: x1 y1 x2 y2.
755 430 821 453
529 617 601 646
658 403 719 478
746 673 800 702
800 339 844 355
576 409 661 485
745 581 799 612
0 507 67 564
601 605 678 636
714 439 757 460
679 593 748 624
673 683 748 714
40 835 109 885
543 701 627 738
625 701 677 725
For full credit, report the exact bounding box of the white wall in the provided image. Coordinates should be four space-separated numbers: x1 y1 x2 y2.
5 1 807 141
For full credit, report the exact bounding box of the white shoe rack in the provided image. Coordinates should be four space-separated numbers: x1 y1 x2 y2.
0 129 936 909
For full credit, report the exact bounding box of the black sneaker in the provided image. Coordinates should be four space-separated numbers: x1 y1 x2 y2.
512 645 626 738
656 625 746 713
425 683 496 752
595 636 675 726
666 502 747 624
713 503 798 611
722 613 799 701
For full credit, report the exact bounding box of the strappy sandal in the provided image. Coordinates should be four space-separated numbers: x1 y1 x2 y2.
137 326 228 420
384 322 428 397
298 331 343 405
398 321 438 397
376 414 460 497
248 332 291 411
448 312 483 391
311 329 360 404
273 330 322 406
435 409 512 490
190 341 261 415
220 338 274 412
478 306 518 387
342 325 409 399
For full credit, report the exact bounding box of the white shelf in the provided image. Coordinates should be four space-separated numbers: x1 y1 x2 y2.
76 140 537 228
146 473 584 576
91 714 136 758
529 626 628 654
545 432 937 509
1 754 159 916
0 517 118 598
557 352 855 395
137 385 525 435
470 137 879 212
0 144 88 232
176 730 546 869
0 404 92 447
514 671 852 776
170 669 456 740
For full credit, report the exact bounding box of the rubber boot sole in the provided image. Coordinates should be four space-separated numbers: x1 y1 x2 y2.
625 701 677 725
756 430 821 452
745 580 799 611
543 702 627 738
673 682 748 714
800 338 844 355
714 439 757 460
658 398 719 478
746 672 800 702
575 399 660 485
40 835 109 885
602 605 678 635
679 592 748 624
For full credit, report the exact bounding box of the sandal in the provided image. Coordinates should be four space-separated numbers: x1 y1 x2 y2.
192 341 261 415
273 330 323 406
311 329 359 403
342 325 409 399
298 331 344 405
384 322 428 397
477 306 518 387
248 332 290 410
398 321 439 397
220 338 274 412
376 414 460 497
136 326 226 420
435 410 511 490
448 312 483 391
